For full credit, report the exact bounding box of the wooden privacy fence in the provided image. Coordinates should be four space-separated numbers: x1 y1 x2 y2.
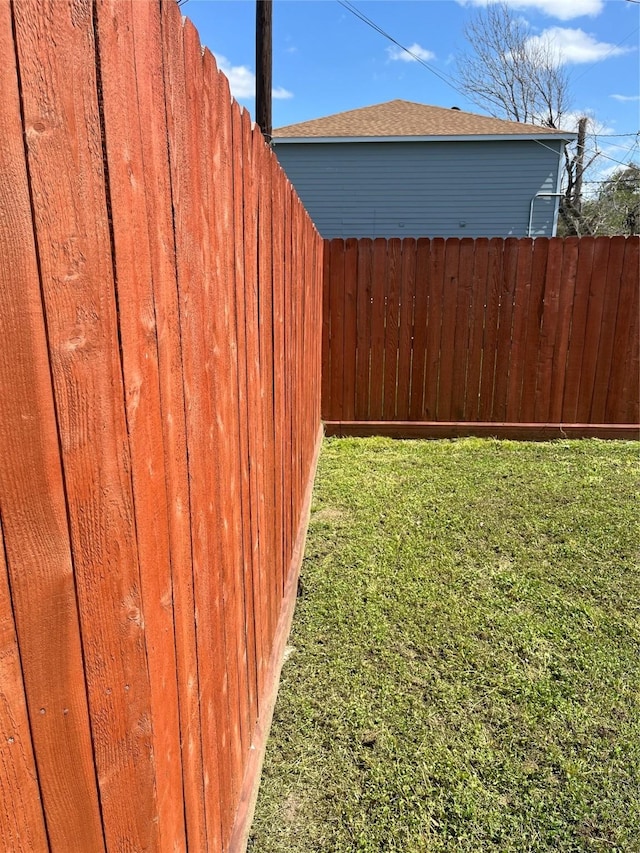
0 2 322 851
323 236 639 439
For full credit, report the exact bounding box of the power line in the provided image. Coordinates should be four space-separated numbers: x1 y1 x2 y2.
336 0 465 98
596 137 640 154
572 25 640 83
597 148 640 168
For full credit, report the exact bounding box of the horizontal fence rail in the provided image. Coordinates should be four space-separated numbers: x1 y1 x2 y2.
323 236 639 438
0 1 322 851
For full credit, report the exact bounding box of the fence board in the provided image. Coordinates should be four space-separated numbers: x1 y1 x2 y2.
477 239 503 421
283 180 293 597
13 1 163 847
342 239 359 420
257 133 278 678
166 16 226 849
575 238 610 423
0 529 49 853
355 239 373 418
518 239 549 422
209 53 249 836
450 238 475 420
382 237 401 420
604 237 639 423
462 238 489 422
492 238 518 422
323 236 639 435
423 238 446 420
321 236 332 419
158 7 208 847
247 123 270 704
408 240 430 419
397 239 417 420
231 101 259 738
328 240 346 421
0 6 103 847
590 235 626 423
272 157 286 603
437 240 461 421
561 237 595 423
95 2 186 846
549 237 579 422
531 239 563 421
369 239 388 419
505 239 533 422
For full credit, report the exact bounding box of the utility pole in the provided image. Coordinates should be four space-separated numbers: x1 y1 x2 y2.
256 0 272 142
572 116 588 213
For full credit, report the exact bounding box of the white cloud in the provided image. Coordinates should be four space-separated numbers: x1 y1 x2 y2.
215 54 255 98
456 0 604 21
273 86 294 100
610 94 640 102
214 54 293 101
527 27 635 65
386 43 436 63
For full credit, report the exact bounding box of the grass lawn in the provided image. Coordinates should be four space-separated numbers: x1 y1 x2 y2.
248 437 640 853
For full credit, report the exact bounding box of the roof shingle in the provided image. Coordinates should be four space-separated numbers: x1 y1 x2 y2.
273 99 574 139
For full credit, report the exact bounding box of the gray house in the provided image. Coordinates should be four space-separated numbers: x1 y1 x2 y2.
272 100 576 239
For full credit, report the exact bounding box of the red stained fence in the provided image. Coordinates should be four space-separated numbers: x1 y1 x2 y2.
0 2 322 851
323 236 639 439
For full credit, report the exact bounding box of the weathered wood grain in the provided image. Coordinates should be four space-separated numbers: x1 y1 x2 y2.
95 2 186 847
13 0 160 846
0 4 104 847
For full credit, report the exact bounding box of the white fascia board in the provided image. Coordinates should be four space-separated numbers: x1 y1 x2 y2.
272 133 576 144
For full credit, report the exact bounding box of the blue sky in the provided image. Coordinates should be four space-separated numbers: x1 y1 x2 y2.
184 0 640 180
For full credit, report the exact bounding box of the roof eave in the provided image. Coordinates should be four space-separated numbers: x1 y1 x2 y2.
272 133 577 144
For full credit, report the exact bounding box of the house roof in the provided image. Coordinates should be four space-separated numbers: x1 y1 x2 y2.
273 99 575 142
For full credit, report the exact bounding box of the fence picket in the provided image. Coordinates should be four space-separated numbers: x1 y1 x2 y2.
477 239 503 421
0 527 49 853
590 236 626 423
549 237 579 422
369 239 388 419
96 2 187 844
13 0 162 845
505 239 534 422
0 5 103 847
462 238 488 421
382 239 402 419
423 238 446 420
492 238 518 421
159 4 208 845
397 239 417 420
450 237 475 421
355 239 373 419
561 238 595 423
618 238 640 424
342 239 359 420
173 20 228 847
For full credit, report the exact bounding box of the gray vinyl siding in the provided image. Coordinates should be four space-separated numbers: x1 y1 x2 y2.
273 139 564 239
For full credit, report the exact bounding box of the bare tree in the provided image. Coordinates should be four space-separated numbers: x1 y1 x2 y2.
455 2 599 234
456 2 571 129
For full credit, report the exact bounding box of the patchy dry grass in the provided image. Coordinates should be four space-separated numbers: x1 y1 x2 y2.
249 438 640 853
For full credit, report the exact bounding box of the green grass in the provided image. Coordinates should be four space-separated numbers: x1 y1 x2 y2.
249 437 640 853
